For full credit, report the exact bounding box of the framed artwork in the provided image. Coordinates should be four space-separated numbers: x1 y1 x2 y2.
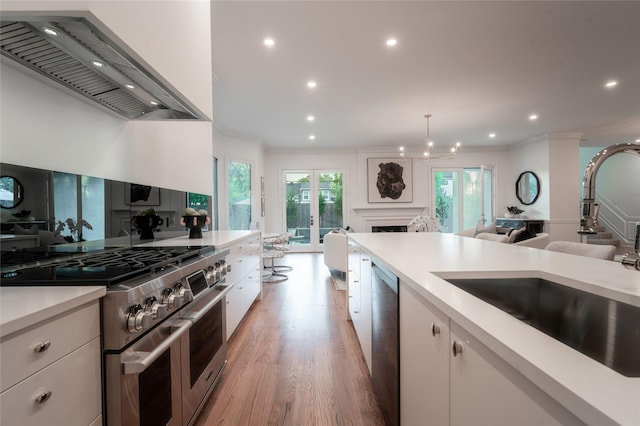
367 158 413 203
125 184 160 206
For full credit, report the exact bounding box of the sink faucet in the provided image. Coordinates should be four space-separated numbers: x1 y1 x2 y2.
578 143 640 270
621 224 640 271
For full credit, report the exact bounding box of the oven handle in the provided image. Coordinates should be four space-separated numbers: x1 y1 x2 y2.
183 283 234 323
121 320 191 375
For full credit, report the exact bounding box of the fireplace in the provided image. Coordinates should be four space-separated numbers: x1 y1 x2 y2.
372 225 408 232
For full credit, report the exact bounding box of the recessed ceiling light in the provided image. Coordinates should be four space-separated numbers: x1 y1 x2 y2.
264 38 275 47
91 60 104 68
309 135 316 140
605 80 618 88
41 27 58 36
124 83 135 89
386 38 397 47
307 80 317 89
150 100 159 106
307 115 315 122
636 138 640 143
529 114 538 121
489 133 496 138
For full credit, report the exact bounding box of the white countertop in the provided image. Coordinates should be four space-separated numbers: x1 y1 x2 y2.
0 286 106 338
348 232 640 426
135 230 259 250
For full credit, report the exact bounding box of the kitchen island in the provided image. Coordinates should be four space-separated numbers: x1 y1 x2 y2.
348 232 640 426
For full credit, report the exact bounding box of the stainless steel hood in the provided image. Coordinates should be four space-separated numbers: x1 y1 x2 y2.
0 16 203 120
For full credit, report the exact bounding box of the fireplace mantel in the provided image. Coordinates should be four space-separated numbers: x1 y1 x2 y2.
352 206 426 232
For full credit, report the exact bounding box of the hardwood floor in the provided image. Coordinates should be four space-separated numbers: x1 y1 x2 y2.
194 253 385 426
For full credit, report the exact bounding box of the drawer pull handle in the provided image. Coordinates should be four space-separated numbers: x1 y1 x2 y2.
452 340 464 357
35 391 52 404
431 323 441 336
34 341 51 353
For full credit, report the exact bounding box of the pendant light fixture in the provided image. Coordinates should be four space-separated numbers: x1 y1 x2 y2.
399 114 461 159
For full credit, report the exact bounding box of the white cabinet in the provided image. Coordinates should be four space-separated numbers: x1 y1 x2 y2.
400 283 449 426
400 282 582 426
225 234 262 339
347 244 372 373
0 301 102 426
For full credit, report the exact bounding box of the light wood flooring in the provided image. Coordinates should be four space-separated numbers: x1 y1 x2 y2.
194 253 385 426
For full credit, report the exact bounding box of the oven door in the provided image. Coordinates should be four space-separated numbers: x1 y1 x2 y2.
104 319 190 426
180 288 228 426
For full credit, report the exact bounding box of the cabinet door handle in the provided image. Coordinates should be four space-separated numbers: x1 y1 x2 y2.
431 323 440 336
34 391 52 404
34 341 51 353
452 340 464 357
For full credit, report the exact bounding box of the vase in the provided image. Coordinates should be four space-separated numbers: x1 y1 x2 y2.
504 212 516 218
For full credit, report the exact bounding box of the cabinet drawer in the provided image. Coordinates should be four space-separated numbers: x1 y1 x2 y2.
0 338 102 426
0 302 100 392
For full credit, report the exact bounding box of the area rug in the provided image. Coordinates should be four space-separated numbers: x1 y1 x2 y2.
330 268 347 291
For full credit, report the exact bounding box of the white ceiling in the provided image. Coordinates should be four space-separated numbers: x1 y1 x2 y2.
211 1 640 151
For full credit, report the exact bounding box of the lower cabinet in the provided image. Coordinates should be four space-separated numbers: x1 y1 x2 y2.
0 301 102 426
347 245 372 373
400 281 583 426
226 234 262 339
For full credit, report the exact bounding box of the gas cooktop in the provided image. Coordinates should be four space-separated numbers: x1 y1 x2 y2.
0 246 215 287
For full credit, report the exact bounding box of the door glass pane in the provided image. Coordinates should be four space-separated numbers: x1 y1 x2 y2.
318 172 343 243
483 168 493 223
463 168 481 230
285 173 310 245
80 175 104 241
228 161 251 230
435 171 459 233
53 172 78 240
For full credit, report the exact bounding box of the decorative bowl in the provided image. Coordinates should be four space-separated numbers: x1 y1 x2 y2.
181 215 210 239
132 215 164 239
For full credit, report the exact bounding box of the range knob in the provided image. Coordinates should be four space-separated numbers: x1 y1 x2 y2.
145 296 167 320
162 288 183 311
127 304 151 333
218 260 227 278
175 282 193 303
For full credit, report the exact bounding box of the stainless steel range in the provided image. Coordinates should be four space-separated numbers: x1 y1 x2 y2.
1 245 232 426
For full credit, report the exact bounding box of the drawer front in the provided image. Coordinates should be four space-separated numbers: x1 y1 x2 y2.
0 338 102 426
0 302 100 392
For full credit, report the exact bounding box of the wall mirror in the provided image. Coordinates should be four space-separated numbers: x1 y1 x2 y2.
515 171 540 205
0 163 213 249
0 175 24 209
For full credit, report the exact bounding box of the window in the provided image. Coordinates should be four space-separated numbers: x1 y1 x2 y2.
433 166 493 233
228 161 251 230
301 190 310 202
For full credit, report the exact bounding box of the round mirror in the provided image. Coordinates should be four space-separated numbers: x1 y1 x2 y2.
515 171 540 205
0 176 25 209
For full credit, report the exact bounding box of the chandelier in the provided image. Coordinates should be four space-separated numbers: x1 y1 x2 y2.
399 114 461 159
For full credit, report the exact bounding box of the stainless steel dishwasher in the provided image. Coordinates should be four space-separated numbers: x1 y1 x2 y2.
371 260 399 426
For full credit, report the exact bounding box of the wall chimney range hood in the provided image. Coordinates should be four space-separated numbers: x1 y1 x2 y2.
0 17 203 120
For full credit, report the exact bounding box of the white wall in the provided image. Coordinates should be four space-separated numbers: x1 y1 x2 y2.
0 1 214 195
506 136 550 220
263 146 513 234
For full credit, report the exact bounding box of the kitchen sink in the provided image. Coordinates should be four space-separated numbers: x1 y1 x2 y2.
443 277 640 377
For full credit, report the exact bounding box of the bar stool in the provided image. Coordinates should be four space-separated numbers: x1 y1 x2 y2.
262 233 292 283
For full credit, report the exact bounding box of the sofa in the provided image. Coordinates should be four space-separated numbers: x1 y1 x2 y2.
323 231 348 273
456 226 550 249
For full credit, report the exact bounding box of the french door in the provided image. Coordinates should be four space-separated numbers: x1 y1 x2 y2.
283 170 344 252
432 165 494 233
